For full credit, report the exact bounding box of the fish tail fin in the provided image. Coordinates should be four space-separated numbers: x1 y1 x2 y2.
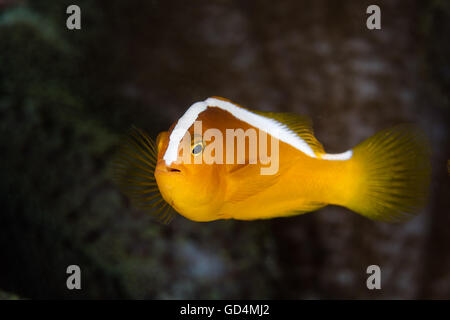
345 125 431 222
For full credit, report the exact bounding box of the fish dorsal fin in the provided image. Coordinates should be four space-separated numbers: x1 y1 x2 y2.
253 110 325 156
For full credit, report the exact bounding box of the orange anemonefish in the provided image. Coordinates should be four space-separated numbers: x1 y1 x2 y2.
113 96 431 223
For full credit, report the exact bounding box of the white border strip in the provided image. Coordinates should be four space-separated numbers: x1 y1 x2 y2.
163 97 352 165
322 150 353 160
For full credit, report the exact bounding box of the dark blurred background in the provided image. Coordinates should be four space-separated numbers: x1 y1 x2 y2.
0 0 449 299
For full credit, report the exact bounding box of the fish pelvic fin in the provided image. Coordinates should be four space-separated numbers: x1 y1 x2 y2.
112 126 175 224
345 125 431 222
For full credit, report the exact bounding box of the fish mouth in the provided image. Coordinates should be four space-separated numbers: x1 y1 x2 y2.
155 166 182 174
155 159 182 174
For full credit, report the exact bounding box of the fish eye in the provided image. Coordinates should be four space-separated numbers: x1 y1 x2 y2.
191 141 204 155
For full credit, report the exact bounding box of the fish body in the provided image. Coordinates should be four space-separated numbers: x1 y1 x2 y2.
114 97 430 223
219 150 356 220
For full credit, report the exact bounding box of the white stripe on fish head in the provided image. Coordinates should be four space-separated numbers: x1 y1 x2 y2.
163 97 319 165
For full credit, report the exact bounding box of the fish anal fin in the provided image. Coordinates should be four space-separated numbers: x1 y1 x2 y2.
266 201 327 219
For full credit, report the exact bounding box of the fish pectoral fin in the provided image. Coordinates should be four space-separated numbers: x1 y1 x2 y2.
112 126 175 224
226 163 280 202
